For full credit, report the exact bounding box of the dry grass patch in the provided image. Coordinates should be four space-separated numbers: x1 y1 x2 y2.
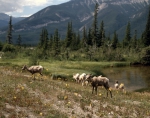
0 65 150 118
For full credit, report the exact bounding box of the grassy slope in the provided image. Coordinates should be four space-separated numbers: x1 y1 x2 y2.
0 59 150 117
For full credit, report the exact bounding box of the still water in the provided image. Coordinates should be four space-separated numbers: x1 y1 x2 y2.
101 66 150 91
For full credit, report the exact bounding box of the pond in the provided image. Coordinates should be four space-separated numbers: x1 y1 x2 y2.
101 66 150 91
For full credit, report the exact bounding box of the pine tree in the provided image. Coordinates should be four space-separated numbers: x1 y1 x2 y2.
112 31 118 49
123 22 131 48
87 28 92 46
99 20 105 47
49 34 53 50
142 8 150 47
81 26 87 47
16 35 22 48
38 28 49 58
65 22 73 48
91 3 99 47
6 16 13 44
43 28 49 52
131 30 137 48
53 29 60 56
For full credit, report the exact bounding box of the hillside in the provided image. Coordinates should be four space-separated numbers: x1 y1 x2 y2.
0 63 150 117
0 0 150 44
0 13 25 28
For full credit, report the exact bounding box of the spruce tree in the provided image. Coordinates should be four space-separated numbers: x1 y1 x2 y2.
123 22 131 47
81 26 87 48
91 3 99 47
112 31 118 49
142 8 150 47
6 16 13 44
53 29 60 56
99 20 105 47
87 28 92 46
131 30 137 48
16 35 22 48
65 22 73 48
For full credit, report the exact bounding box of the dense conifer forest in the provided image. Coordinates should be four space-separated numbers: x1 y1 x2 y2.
0 4 150 65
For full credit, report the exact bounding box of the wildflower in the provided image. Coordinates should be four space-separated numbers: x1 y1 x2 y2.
14 96 16 99
99 93 102 96
109 88 112 91
21 86 24 90
64 95 68 100
39 112 43 116
66 84 68 87
74 93 78 96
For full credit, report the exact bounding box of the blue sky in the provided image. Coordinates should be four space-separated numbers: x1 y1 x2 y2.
0 0 70 17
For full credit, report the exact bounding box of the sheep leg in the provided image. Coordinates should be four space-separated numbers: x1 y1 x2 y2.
40 73 43 76
109 90 112 98
32 74 36 80
92 86 94 94
95 86 98 94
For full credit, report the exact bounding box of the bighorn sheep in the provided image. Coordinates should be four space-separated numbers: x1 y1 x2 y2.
83 74 93 86
79 73 86 86
73 73 80 83
88 75 112 98
114 80 119 89
22 65 44 80
119 83 125 90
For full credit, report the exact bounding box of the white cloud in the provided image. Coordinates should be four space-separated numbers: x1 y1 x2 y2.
0 0 53 13
0 0 70 17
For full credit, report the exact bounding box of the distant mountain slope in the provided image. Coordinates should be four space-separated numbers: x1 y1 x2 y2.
0 13 25 28
0 0 149 44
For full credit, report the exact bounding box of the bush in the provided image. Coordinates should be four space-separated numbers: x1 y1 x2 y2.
28 51 39 66
140 46 150 65
2 52 17 59
2 44 16 52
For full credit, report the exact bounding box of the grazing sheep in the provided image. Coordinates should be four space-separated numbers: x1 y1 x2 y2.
22 65 44 80
84 74 93 86
73 73 80 83
114 80 119 89
89 76 112 98
51 74 67 81
79 73 86 86
119 83 125 90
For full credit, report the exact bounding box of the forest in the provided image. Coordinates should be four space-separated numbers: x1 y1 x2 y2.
0 3 150 65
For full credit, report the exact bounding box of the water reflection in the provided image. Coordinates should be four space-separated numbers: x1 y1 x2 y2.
101 66 150 91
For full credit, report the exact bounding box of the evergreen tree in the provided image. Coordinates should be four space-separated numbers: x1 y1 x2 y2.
142 8 150 47
53 29 60 56
81 26 87 47
38 28 45 49
99 20 105 47
70 32 78 50
123 22 131 47
38 28 49 58
131 30 137 48
49 34 53 50
6 16 13 44
112 31 118 49
65 22 73 48
87 28 92 46
16 35 22 48
76 32 81 49
91 3 99 47
42 28 49 52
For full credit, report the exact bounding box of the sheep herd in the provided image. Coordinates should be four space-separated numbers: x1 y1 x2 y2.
22 65 125 98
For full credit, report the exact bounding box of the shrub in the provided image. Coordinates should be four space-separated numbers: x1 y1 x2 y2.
2 44 16 52
28 51 39 66
140 46 150 65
